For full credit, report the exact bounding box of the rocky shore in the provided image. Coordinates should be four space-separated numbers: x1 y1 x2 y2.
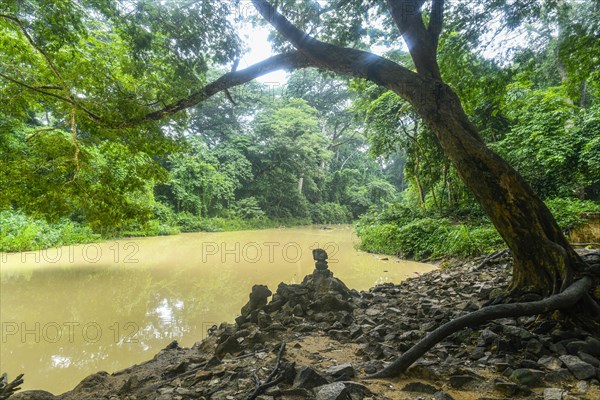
10 250 600 400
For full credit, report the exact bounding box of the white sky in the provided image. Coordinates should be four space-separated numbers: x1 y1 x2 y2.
238 25 289 85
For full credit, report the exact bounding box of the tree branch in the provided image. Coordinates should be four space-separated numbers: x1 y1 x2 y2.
386 0 442 79
428 0 445 43
0 72 103 122
250 1 431 106
385 0 427 35
0 14 66 84
119 52 313 127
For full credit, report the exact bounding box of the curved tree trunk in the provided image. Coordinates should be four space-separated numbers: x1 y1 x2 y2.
250 0 588 297
409 81 586 295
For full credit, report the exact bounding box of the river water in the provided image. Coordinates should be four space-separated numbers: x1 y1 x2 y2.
0 225 435 394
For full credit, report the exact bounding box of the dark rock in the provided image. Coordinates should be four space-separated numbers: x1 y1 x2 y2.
257 310 272 328
10 391 56 400
205 355 222 368
578 352 600 367
326 363 355 380
526 338 544 355
521 360 539 369
73 371 109 391
313 248 329 268
361 361 383 374
545 368 573 383
549 342 568 356
164 340 180 350
215 336 242 358
503 325 533 341
510 368 544 388
449 374 476 389
294 366 329 390
585 337 600 357
341 381 373 398
479 329 499 345
494 362 511 373
566 341 595 356
491 338 513 354
237 284 272 326
533 320 558 335
559 355 596 380
401 382 439 394
469 346 486 360
314 382 351 400
494 381 520 396
311 294 354 312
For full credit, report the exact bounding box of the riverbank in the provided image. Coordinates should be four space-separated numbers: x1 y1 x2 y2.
0 209 314 253
355 198 600 261
10 250 600 400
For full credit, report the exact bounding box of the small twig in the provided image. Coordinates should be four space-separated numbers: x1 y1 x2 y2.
473 249 509 270
224 88 237 105
245 341 286 400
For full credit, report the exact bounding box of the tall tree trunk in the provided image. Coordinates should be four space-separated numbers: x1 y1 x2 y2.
250 0 589 296
297 171 304 193
408 83 585 295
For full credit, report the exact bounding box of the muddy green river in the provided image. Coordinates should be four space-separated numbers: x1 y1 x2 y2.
0 225 435 394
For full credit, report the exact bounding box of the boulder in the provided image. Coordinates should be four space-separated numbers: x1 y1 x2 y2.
314 382 352 400
293 366 329 390
559 355 596 380
326 363 355 380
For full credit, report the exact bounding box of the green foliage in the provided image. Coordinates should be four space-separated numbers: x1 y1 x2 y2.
355 216 503 260
494 84 581 198
2 0 598 260
310 202 352 224
356 196 600 260
0 209 98 252
232 197 267 220
545 198 600 230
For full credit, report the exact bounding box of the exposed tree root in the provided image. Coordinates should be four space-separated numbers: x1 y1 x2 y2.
366 276 595 379
0 373 24 400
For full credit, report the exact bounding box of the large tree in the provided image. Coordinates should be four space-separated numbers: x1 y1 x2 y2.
2 0 598 379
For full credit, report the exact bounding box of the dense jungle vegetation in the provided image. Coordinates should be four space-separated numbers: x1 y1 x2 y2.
0 0 598 257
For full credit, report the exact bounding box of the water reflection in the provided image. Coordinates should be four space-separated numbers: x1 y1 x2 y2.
0 225 436 393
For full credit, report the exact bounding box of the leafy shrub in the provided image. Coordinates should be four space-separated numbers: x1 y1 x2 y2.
0 209 99 252
544 197 600 229
233 197 266 220
356 215 503 260
310 202 352 224
175 212 222 232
